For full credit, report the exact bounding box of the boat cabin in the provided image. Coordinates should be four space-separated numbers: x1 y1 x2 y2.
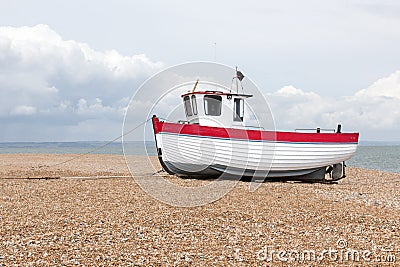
181 91 253 128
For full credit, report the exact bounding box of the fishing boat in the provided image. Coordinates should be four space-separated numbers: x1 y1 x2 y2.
151 72 359 182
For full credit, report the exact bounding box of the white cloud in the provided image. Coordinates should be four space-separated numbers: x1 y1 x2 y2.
275 85 319 98
76 97 122 116
355 70 400 99
267 71 400 140
10 105 37 116
1 24 399 141
0 24 164 141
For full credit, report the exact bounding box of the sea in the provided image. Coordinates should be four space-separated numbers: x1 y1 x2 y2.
0 141 399 174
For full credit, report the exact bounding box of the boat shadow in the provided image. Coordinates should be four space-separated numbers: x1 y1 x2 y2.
178 174 339 184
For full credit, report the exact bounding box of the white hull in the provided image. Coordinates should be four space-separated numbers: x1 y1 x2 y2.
156 132 357 178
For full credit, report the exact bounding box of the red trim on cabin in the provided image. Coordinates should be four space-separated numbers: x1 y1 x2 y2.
152 117 359 143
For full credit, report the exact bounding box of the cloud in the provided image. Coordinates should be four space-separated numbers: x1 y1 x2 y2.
1 24 399 142
355 70 400 99
267 71 400 140
0 24 164 141
275 85 319 98
10 105 37 116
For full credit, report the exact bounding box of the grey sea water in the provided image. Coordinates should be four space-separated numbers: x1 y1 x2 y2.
0 142 398 174
347 145 400 174
0 141 157 156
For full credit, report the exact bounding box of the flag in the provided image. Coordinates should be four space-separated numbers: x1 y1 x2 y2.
236 70 245 81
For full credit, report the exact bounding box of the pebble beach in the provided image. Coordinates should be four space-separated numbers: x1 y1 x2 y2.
1 154 399 266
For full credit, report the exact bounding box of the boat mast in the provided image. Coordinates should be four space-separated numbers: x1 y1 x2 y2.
214 42 217 62
192 79 199 93
235 66 239 94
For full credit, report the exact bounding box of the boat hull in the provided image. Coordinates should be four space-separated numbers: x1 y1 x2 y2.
152 117 359 179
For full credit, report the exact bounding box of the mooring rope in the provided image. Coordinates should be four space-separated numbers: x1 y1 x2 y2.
48 118 152 168
3 116 399 186
0 174 169 181
0 117 168 180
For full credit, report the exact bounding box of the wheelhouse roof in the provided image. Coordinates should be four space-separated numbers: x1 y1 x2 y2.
181 91 253 98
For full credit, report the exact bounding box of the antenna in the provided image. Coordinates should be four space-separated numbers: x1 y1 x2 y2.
192 79 199 93
213 42 217 62
235 66 239 94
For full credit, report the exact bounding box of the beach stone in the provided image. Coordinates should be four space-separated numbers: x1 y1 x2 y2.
0 154 399 266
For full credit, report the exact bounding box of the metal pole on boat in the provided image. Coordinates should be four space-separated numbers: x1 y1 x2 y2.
214 42 217 62
192 79 199 93
235 66 239 94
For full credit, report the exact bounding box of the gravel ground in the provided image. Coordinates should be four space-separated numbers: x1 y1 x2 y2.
1 154 399 266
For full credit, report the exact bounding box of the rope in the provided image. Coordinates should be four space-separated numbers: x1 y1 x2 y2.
48 118 151 168
0 174 167 181
4 115 399 187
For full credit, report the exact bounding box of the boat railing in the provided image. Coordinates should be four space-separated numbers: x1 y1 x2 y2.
295 128 336 133
245 125 265 130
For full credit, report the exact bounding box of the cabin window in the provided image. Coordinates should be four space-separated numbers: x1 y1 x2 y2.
233 98 244 121
191 95 198 115
204 95 222 116
183 96 193 116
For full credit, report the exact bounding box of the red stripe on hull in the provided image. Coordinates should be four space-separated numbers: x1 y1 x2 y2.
152 117 359 143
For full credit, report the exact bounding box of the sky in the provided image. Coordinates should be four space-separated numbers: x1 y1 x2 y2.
0 0 400 141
